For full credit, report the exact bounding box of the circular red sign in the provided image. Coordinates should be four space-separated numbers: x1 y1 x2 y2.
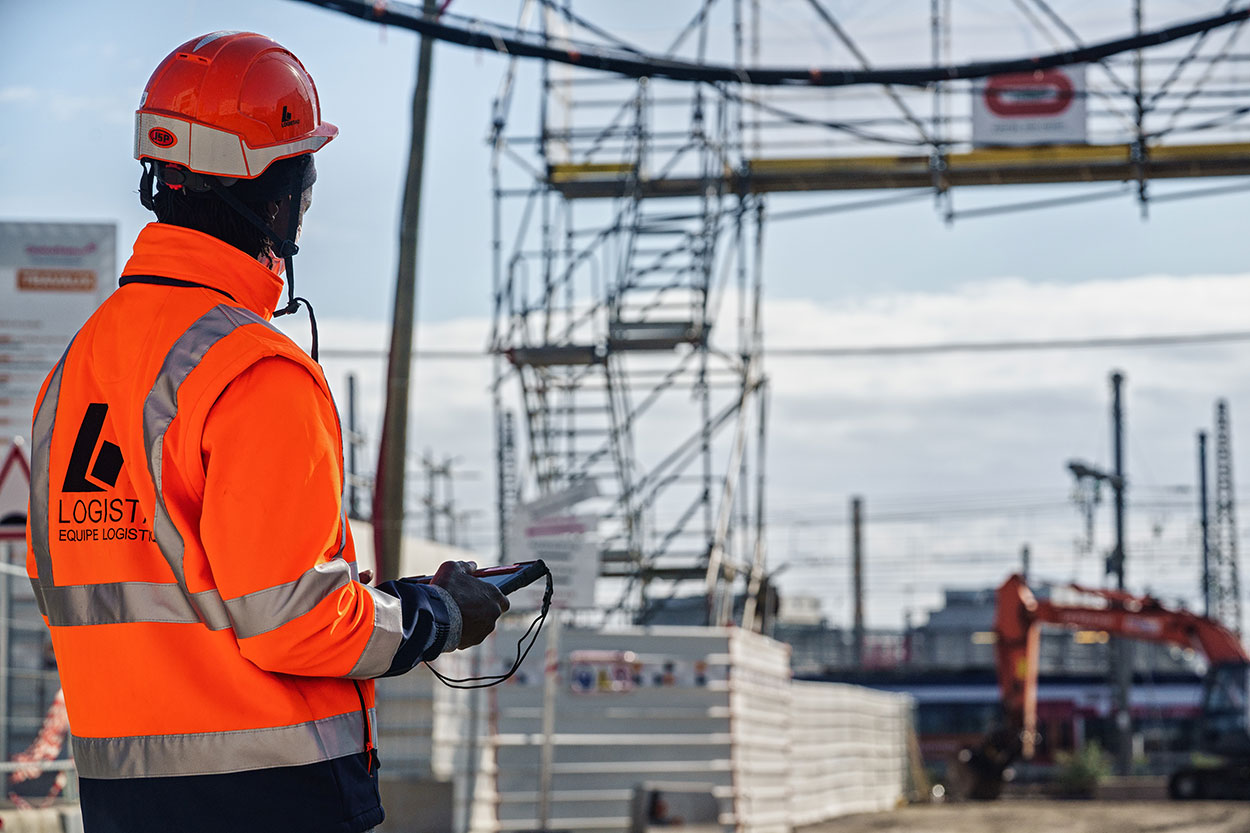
148 127 177 148
984 69 1075 118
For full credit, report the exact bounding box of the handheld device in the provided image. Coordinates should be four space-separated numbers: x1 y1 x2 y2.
409 560 549 595
419 559 556 691
471 560 549 595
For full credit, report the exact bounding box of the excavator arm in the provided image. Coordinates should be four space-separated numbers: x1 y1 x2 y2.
953 573 1249 799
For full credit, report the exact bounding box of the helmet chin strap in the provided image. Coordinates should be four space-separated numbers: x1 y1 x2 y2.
201 162 320 361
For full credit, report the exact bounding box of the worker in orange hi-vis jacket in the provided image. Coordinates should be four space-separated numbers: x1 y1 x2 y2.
24 31 508 833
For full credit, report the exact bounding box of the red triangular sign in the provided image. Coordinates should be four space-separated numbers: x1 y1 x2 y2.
0 442 31 541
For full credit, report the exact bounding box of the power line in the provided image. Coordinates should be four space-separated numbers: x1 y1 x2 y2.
767 328 1250 358
292 0 1250 88
318 348 484 360
317 327 1250 361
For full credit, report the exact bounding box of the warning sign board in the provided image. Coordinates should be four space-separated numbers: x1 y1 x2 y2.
0 222 116 446
972 66 1087 147
507 511 599 610
0 441 31 542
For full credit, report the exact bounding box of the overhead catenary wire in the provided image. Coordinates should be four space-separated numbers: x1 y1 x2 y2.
315 326 1250 361
291 0 1250 88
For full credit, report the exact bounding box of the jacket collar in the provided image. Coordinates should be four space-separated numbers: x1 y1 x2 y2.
120 223 285 320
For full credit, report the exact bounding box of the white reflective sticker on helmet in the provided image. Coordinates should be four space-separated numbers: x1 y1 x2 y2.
134 113 332 177
193 31 243 52
135 113 191 167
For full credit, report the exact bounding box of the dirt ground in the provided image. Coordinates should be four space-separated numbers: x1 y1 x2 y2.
800 801 1250 833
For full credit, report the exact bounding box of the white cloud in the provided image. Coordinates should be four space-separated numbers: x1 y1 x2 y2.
0 84 132 125
298 272 1250 625
0 87 37 104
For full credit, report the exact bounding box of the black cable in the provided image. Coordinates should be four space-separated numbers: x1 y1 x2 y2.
289 297 320 362
1148 100 1250 138
425 571 554 689
317 324 1250 361
769 328 1250 358
949 185 1132 221
766 189 934 222
725 88 928 146
1148 0 1240 108
291 0 1250 89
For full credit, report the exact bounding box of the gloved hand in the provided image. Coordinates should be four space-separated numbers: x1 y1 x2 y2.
431 560 510 650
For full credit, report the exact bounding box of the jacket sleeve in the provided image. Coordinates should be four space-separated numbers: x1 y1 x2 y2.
199 355 458 679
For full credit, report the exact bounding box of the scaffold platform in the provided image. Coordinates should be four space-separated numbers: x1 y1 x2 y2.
548 141 1250 199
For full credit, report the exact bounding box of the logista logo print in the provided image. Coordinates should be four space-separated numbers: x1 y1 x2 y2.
62 404 124 493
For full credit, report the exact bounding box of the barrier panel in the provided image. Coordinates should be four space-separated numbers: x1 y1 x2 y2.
471 624 912 833
629 783 721 833
787 681 911 826
0 805 81 833
376 649 477 833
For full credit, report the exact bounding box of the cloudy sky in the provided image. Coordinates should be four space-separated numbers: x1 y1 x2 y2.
5 0 1250 628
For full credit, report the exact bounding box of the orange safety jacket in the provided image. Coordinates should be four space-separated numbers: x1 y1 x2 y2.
26 223 454 792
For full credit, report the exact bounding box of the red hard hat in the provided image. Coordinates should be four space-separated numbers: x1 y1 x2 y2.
135 32 337 179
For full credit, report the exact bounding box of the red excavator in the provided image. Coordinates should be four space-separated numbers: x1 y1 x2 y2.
953 573 1250 800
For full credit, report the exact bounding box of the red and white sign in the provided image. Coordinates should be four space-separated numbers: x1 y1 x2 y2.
507 508 599 610
972 66 1087 147
0 441 31 541
1 222 116 446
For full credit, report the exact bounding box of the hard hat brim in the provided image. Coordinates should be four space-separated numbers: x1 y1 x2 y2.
136 112 337 179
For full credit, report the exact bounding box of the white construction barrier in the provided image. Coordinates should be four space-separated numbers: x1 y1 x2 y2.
788 681 911 826
0 805 82 833
375 635 478 833
470 624 913 833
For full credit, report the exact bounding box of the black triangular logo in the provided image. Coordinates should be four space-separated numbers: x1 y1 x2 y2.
62 403 124 493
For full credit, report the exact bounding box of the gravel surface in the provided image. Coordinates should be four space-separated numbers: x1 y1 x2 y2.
800 801 1250 833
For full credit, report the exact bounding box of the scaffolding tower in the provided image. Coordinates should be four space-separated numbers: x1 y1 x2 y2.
490 5 769 626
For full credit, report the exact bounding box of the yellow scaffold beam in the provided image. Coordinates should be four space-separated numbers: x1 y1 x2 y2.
547 141 1250 199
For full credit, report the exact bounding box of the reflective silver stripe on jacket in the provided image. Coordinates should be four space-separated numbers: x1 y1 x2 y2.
30 305 359 639
71 708 376 779
141 305 266 616
348 586 405 678
34 560 351 638
28 346 71 617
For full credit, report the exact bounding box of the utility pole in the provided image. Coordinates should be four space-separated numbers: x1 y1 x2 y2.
375 0 440 582
1065 370 1131 775
1199 430 1211 617
1110 370 1132 777
420 454 477 544
1110 372 1126 590
1020 544 1031 583
345 373 361 520
851 495 864 668
424 449 439 542
421 452 457 543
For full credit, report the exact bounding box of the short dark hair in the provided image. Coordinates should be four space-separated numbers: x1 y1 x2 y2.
149 155 312 258
152 186 276 258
